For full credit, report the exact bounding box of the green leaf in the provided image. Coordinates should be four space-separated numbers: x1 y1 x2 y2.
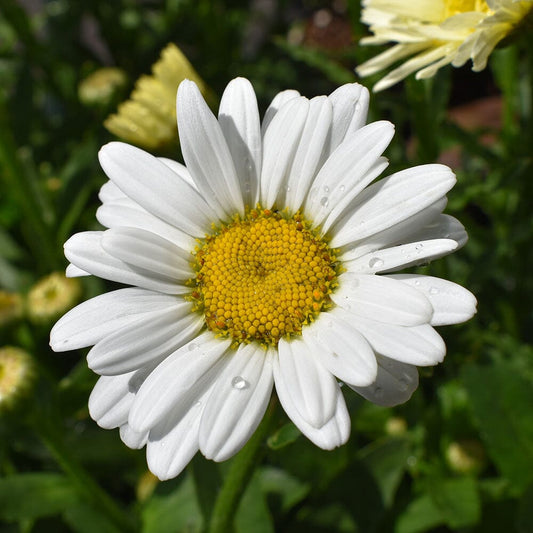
428 477 480 528
396 493 444 533
258 466 310 513
397 478 480 533
517 483 533 533
141 474 203 533
62 503 123 533
267 422 300 450
357 437 411 508
463 361 533 492
235 472 274 533
0 473 79 521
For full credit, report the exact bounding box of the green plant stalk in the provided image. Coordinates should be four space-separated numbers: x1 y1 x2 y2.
207 398 278 533
36 419 137 532
0 117 59 271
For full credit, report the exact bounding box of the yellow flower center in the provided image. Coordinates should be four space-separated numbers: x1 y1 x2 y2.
191 208 338 346
444 0 490 18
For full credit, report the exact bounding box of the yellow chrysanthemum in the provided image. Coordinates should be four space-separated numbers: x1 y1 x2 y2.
104 43 214 150
356 0 533 91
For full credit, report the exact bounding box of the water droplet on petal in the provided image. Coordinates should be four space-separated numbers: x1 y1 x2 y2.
415 243 424 252
231 376 249 390
320 196 329 207
369 257 384 269
414 280 421 286
188 342 198 351
286 185 291 192
339 185 345 192
323 186 330 193
374 387 384 399
350 278 360 289
429 286 439 295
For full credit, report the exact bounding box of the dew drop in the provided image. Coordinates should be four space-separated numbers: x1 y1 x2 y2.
369 257 384 269
339 185 345 192
374 387 384 399
415 243 424 251
231 376 249 390
429 286 439 295
188 342 198 351
323 185 330 193
286 185 291 192
414 280 421 286
320 196 329 207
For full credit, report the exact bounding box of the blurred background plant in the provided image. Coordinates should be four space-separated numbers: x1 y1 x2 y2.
0 0 532 531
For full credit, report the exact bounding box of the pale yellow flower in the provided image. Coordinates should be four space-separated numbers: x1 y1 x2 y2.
26 272 81 324
357 0 533 91
78 67 127 107
0 347 35 412
105 44 214 150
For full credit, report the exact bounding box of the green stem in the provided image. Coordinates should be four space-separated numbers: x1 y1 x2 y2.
0 114 59 272
207 398 277 533
35 418 137 532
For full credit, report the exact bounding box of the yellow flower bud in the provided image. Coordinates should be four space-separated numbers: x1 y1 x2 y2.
78 67 128 107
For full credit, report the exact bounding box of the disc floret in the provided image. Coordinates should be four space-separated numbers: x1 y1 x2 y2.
190 208 339 346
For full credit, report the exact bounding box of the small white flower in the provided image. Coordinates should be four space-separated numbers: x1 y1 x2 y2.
50 78 476 480
357 0 533 91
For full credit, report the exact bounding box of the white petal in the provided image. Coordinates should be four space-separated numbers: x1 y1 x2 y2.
50 288 181 352
327 83 370 153
65 264 90 277
157 157 196 188
101 227 192 281
218 77 262 208
305 121 394 230
89 373 135 429
303 314 377 387
284 96 332 213
388 274 477 326
98 142 215 237
353 317 446 366
96 203 195 252
64 232 188 294
261 89 301 135
349 355 419 407
274 338 338 428
344 238 459 274
98 180 128 204
199 344 274 462
128 332 231 433
408 214 468 249
339 197 447 261
120 424 148 449
331 273 433 326
275 375 350 450
87 310 203 376
260 97 309 209
146 392 208 480
177 80 244 218
330 164 456 248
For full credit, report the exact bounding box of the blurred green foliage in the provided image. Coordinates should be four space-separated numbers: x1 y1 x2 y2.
0 0 532 531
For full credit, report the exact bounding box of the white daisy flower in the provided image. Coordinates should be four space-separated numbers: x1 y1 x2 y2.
50 78 476 480
356 0 533 91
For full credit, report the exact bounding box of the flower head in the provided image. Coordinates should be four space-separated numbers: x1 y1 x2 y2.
0 346 35 413
51 77 476 480
27 272 81 324
356 0 533 91
104 44 215 150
